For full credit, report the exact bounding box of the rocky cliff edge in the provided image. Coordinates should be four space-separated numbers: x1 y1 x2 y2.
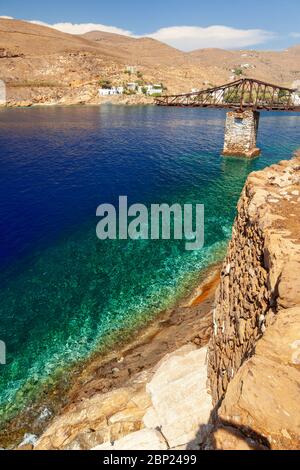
208 152 300 450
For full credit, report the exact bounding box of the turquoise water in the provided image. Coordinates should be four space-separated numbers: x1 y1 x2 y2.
0 105 299 423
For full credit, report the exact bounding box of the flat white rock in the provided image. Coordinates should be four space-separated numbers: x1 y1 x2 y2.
144 345 212 449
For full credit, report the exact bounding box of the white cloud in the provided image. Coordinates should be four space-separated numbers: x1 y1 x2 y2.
0 15 275 50
290 32 300 38
147 25 275 51
36 22 274 50
0 15 14 19
29 20 133 37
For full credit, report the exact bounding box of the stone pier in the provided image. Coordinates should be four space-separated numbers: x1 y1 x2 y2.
223 109 260 158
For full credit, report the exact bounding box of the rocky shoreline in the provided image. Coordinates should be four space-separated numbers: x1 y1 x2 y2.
4 153 300 451
34 151 300 451
3 87 155 108
1 265 220 450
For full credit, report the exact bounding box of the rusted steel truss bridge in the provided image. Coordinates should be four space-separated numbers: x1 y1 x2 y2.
155 78 300 112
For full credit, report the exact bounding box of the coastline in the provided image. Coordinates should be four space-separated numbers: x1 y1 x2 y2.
0 263 221 449
4 93 156 109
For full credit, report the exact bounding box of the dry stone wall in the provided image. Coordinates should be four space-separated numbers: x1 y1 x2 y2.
208 176 271 403
208 154 300 403
207 153 300 449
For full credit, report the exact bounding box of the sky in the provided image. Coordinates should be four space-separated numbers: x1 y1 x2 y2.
1 0 300 51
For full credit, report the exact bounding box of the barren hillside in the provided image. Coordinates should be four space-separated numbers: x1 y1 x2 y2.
82 30 189 66
189 46 300 86
0 17 299 106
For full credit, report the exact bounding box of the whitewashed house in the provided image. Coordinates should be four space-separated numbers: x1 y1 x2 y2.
127 82 138 92
126 66 137 74
291 81 300 105
110 87 124 95
99 87 124 96
212 89 224 103
144 84 163 96
99 88 111 96
292 92 300 106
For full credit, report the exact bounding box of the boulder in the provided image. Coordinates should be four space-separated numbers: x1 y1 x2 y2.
144 345 213 449
216 307 300 450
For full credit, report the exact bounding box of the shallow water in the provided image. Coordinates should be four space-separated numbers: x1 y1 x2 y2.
0 105 299 422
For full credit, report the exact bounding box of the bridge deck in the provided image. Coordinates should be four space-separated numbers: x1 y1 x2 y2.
155 78 300 112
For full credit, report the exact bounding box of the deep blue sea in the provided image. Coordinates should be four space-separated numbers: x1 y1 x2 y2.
0 105 299 423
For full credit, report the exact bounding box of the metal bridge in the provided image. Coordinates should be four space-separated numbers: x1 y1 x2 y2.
155 78 300 112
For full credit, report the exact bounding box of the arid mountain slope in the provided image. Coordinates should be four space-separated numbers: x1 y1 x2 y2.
82 30 188 66
0 18 105 56
0 18 299 106
0 18 219 105
189 46 300 86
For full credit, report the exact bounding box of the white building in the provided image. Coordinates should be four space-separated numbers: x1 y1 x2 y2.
127 82 138 91
212 89 224 103
126 66 137 74
142 84 163 96
99 87 124 96
110 86 124 95
292 92 300 106
99 88 111 96
290 81 300 105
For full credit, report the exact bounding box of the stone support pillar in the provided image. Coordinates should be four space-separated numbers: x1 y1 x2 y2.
223 110 260 158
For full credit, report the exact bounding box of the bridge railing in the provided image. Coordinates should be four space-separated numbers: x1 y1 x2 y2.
155 78 299 111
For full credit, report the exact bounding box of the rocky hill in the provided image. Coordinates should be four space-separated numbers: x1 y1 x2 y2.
81 31 188 66
0 18 299 106
189 46 300 85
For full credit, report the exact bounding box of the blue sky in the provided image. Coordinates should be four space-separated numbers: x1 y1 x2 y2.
1 0 300 51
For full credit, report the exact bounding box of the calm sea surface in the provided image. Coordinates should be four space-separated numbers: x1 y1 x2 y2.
0 105 299 422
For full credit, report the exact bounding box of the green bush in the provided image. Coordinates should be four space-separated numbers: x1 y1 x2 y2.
234 68 244 77
98 79 112 89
